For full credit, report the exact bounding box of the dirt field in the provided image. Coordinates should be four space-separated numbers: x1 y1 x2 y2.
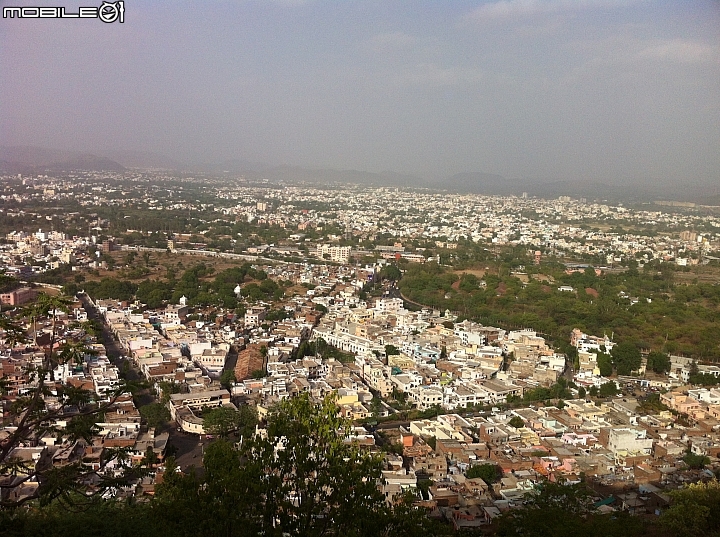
674 265 720 284
452 268 487 278
83 250 265 283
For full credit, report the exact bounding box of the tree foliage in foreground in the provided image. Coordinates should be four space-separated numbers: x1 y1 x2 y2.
154 393 440 537
661 479 720 537
496 481 645 537
3 393 442 537
0 294 142 508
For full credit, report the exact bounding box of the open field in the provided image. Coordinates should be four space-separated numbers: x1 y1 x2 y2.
452 268 487 278
81 250 272 283
674 265 720 285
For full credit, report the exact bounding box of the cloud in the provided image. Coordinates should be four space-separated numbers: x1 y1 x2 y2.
637 39 718 64
463 0 636 24
266 0 316 6
390 63 484 88
366 31 417 53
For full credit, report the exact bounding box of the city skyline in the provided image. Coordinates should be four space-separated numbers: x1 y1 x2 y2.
2 0 719 186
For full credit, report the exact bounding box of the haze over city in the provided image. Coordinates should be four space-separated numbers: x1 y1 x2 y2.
6 2 720 533
2 0 719 187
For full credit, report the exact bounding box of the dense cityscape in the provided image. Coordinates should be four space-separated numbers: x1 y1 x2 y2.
3 1 719 535
1 169 720 535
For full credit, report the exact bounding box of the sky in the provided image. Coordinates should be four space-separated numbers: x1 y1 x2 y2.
1 0 719 185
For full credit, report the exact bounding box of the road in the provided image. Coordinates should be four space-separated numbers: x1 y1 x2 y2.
78 292 154 406
80 292 219 467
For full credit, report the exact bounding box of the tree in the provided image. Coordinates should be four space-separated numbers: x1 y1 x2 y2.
578 386 587 399
646 351 670 374
155 393 433 536
385 344 400 356
140 402 171 429
596 351 613 377
682 451 710 470
466 463 503 484
496 480 644 537
661 480 720 537
157 380 181 404
243 393 387 535
0 293 138 508
611 341 641 376
202 405 256 439
598 381 618 398
219 368 237 390
124 251 137 265
508 415 525 429
379 264 401 281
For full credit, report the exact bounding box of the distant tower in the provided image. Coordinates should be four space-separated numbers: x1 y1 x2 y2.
179 295 187 306
522 192 528 199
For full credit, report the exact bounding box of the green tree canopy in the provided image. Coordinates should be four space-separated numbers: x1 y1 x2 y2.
497 481 644 537
646 350 671 374
139 402 170 429
596 351 613 377
611 342 641 376
202 405 256 438
219 369 237 390
155 393 435 537
661 480 720 537
466 463 503 484
682 451 710 470
508 415 525 429
598 381 618 398
379 264 402 281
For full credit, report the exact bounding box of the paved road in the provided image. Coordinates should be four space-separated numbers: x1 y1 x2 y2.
78 293 154 406
169 430 213 472
79 292 219 468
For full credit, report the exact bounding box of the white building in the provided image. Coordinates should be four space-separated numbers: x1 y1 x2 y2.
316 244 351 263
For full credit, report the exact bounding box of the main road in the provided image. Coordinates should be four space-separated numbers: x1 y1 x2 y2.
77 292 154 405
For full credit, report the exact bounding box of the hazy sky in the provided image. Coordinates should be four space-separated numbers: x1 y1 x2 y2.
2 0 719 183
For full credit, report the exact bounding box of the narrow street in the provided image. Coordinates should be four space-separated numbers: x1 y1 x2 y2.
78 292 209 467
78 292 154 406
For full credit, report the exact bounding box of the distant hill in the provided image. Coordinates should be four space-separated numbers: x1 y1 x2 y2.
97 150 181 170
3 145 716 205
239 165 428 188
50 154 125 172
445 172 517 195
0 146 72 167
0 146 124 173
698 194 720 207
214 158 270 173
443 174 715 204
